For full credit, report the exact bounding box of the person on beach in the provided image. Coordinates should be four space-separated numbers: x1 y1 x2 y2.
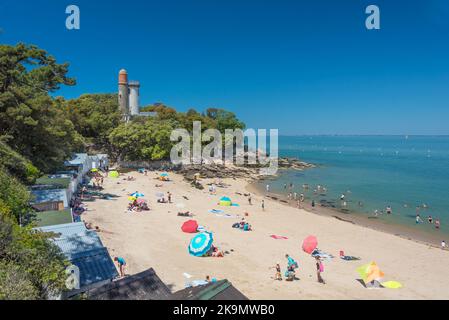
262 200 265 211
435 219 440 230
386 206 392 214
266 184 270 193
340 194 345 201
114 257 126 277
297 199 301 209
428 216 433 224
374 209 379 217
285 254 298 270
284 184 287 190
294 192 297 200
271 264 282 281
248 194 252 205
416 214 423 224
315 256 325 284
311 200 315 208
167 192 172 203
441 240 446 250
300 194 305 202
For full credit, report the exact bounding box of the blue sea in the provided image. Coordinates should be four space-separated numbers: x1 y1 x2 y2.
254 136 449 236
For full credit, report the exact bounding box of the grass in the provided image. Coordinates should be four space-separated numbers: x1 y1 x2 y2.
33 209 73 227
35 176 72 189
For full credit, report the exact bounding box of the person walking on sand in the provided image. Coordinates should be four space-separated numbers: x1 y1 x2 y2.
114 257 126 277
167 192 172 203
248 194 252 205
315 256 325 284
262 200 265 211
271 264 282 280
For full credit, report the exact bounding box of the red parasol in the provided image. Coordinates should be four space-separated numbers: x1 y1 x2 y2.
181 220 199 233
302 235 318 254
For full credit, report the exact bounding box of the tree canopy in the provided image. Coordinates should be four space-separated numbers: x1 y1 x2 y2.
0 43 83 173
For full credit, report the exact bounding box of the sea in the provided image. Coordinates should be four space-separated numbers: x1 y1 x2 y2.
253 135 449 236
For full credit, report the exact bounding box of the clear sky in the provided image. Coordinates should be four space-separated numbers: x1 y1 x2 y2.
1 0 449 135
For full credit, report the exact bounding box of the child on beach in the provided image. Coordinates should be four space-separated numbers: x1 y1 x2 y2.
315 256 325 284
271 264 282 281
114 257 126 277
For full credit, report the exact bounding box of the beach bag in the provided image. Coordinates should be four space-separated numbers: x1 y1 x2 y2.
319 262 324 273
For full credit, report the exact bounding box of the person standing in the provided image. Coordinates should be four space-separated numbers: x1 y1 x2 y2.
441 240 446 250
315 256 325 284
266 184 270 194
262 200 265 211
435 219 441 230
167 191 172 203
248 194 252 205
114 257 126 278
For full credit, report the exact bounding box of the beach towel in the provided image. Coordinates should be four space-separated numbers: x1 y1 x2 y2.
312 249 334 261
270 235 288 240
209 209 224 214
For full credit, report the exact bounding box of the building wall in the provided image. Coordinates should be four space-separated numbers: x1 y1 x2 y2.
129 84 140 116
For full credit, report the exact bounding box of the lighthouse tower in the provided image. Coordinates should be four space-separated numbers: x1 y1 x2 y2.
118 69 129 121
128 81 140 116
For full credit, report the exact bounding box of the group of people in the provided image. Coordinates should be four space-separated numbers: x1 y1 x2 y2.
272 254 325 284
232 218 253 231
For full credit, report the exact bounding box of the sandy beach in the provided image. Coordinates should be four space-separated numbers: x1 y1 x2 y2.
83 170 449 300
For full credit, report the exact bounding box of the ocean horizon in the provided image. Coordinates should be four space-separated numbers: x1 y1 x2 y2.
255 135 449 237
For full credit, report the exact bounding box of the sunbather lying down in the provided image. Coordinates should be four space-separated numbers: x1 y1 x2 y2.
205 245 224 258
339 250 361 261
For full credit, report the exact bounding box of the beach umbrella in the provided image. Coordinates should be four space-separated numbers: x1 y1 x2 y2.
188 232 213 257
219 196 232 206
302 235 318 254
357 262 385 285
109 171 119 178
128 196 137 202
131 192 145 198
182 220 199 233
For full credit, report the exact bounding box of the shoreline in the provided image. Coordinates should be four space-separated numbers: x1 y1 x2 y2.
247 181 445 248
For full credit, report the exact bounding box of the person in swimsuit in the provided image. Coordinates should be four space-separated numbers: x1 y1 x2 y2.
315 256 325 284
114 257 126 277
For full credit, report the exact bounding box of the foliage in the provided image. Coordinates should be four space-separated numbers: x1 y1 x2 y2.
0 140 40 184
109 117 175 161
0 168 68 300
63 94 121 152
0 167 32 223
0 43 83 173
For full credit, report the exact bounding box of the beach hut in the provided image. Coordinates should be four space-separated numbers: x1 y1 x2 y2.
219 196 233 206
188 232 213 257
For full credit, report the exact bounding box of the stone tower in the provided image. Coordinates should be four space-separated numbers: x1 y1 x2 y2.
128 81 140 116
118 69 129 120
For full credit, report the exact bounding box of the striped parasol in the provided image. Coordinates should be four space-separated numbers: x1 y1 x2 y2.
188 232 213 257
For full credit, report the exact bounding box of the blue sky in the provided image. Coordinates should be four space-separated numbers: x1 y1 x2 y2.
1 0 449 135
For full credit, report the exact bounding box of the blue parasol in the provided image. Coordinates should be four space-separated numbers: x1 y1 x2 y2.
131 192 145 198
188 232 214 257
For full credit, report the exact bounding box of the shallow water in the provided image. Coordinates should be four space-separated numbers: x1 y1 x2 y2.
255 135 449 236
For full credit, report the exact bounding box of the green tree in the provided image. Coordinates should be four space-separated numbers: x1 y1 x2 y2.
0 43 83 172
109 118 175 161
63 94 121 153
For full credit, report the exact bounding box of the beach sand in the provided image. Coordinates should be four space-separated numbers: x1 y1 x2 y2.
84 170 449 299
